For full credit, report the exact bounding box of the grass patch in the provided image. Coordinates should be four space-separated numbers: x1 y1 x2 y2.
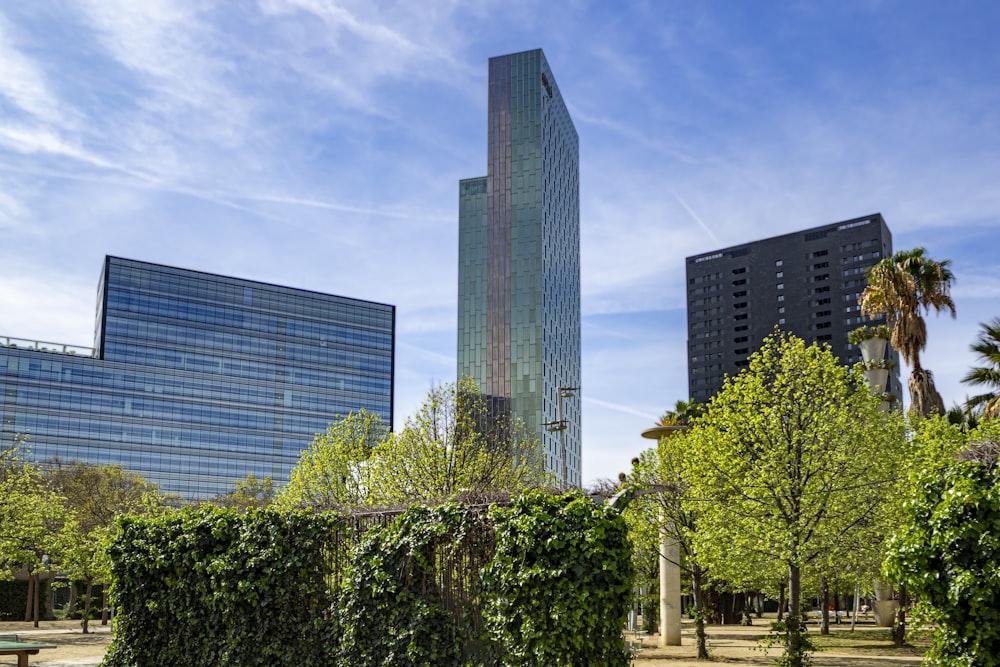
810 628 929 657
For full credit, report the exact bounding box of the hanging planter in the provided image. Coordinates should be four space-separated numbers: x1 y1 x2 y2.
849 325 892 364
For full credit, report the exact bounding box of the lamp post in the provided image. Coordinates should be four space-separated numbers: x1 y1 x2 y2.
543 386 579 489
641 424 690 647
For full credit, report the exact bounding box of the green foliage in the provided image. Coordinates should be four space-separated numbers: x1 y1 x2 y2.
884 419 1000 665
101 493 635 666
276 409 389 510
0 437 72 579
962 317 1000 419
848 324 893 345
368 378 549 505
758 618 815 667
102 506 338 667
687 331 906 667
336 504 479 666
483 491 633 667
211 474 276 511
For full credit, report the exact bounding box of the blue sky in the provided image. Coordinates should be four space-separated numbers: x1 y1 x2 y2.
1 1 998 487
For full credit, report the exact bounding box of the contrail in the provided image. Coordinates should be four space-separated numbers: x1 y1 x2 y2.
582 396 659 421
671 189 721 246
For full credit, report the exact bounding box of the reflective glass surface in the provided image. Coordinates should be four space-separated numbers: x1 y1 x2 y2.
1 257 394 500
458 50 581 486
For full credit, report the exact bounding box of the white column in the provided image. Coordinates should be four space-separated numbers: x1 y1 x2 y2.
659 515 682 646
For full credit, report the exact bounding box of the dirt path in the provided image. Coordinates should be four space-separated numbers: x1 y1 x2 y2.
0 621 110 667
1 618 925 666
630 623 924 666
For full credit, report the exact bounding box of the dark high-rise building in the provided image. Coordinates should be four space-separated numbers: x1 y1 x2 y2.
686 213 900 403
457 49 581 487
1 256 394 499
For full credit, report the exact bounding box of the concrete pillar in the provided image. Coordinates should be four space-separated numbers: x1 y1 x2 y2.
659 516 682 646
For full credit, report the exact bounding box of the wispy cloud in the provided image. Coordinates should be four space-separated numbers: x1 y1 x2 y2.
583 396 659 422
0 15 63 125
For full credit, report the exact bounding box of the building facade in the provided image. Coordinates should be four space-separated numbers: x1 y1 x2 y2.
1 256 394 500
458 49 581 487
686 213 901 404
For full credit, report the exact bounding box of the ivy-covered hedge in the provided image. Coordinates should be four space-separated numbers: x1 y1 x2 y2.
336 504 494 666
484 491 634 667
102 494 634 667
102 507 337 667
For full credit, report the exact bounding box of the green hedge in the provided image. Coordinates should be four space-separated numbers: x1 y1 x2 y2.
102 507 337 667
101 495 634 667
484 491 634 666
0 579 28 620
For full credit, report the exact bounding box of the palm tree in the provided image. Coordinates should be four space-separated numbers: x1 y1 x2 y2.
962 318 1000 419
657 398 704 427
859 247 955 417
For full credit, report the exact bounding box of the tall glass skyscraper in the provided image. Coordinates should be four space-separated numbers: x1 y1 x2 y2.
458 49 581 487
1 256 394 500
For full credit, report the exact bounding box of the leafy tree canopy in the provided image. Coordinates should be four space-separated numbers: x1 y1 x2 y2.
686 331 906 666
275 409 388 511
211 474 276 511
884 418 1000 665
368 378 549 505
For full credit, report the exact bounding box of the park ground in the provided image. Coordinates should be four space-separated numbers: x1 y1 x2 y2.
0 618 927 666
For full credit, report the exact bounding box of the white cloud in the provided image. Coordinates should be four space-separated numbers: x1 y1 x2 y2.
0 15 63 125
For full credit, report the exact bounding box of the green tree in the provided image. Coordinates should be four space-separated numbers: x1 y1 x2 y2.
884 418 1000 665
859 247 956 417
0 437 71 626
45 461 165 629
687 332 906 667
628 426 713 658
275 409 388 510
656 398 704 427
367 378 549 504
211 474 276 511
962 317 1000 419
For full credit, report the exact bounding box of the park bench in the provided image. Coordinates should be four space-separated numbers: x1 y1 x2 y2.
0 634 57 667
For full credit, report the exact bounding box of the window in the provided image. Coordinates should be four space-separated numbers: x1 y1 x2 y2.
778 307 785 313
775 260 784 267
777 283 784 290
777 295 785 302
776 271 784 278
733 278 747 286
778 318 786 324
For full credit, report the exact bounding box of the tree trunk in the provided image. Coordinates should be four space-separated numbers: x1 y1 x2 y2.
24 574 34 622
909 368 945 417
786 564 806 667
893 583 909 646
82 579 93 634
101 586 109 625
850 583 859 631
68 580 78 617
820 577 830 635
32 573 40 628
777 581 786 622
691 562 709 659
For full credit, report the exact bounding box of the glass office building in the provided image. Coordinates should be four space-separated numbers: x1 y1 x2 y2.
458 49 581 487
1 256 394 500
